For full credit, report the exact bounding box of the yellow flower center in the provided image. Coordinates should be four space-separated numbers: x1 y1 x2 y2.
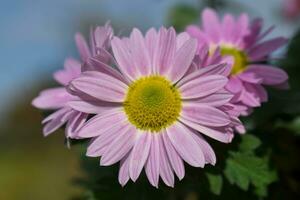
220 46 248 75
124 76 182 132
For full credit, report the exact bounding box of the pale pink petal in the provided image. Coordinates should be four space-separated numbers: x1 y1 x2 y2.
129 132 152 181
70 71 127 102
158 134 174 187
245 65 288 85
32 88 74 109
169 38 197 83
66 112 88 138
145 28 158 68
43 108 72 136
166 122 205 167
239 83 261 107
100 124 136 166
238 72 263 84
76 108 125 138
226 76 243 94
248 37 288 61
118 154 131 187
67 100 118 114
202 8 221 42
178 63 227 87
153 27 176 75
194 89 233 106
111 37 139 81
180 75 228 99
75 33 91 61
86 122 129 157
129 28 151 76
54 58 81 85
145 134 160 187
162 132 185 180
179 117 233 143
181 103 230 127
176 32 190 49
190 132 216 165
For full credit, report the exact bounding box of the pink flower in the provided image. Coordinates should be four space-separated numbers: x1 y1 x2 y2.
32 23 113 138
69 27 243 187
186 8 289 114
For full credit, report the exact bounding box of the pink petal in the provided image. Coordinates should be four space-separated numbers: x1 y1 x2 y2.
70 71 127 102
129 28 151 76
179 117 233 143
238 72 263 84
248 37 288 61
239 83 261 107
158 134 174 187
153 27 176 75
177 63 227 87
75 33 91 62
32 88 73 109
86 122 129 157
66 112 88 139
190 132 216 165
166 122 205 167
111 37 139 81
100 124 136 166
194 89 233 106
162 132 185 180
169 38 197 83
77 108 125 138
180 75 228 99
226 76 243 94
181 103 230 127
54 58 81 86
129 132 152 182
118 154 131 187
245 65 288 85
145 134 160 187
202 8 221 42
67 100 117 114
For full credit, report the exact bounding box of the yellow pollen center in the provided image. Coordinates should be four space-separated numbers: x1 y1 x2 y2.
124 76 182 132
220 46 248 75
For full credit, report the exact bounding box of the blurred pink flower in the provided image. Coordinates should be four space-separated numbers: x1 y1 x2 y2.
68 27 243 187
32 23 113 138
186 8 289 115
283 0 300 19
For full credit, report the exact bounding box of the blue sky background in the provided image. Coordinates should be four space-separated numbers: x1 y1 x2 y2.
0 0 299 118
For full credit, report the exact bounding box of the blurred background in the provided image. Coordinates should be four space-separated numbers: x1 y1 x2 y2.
0 0 299 199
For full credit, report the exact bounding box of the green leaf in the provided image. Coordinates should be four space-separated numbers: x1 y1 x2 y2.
239 134 262 153
224 135 277 197
206 173 223 195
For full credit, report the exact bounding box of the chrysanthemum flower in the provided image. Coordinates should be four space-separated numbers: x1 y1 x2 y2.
32 24 113 138
69 27 243 187
186 8 289 113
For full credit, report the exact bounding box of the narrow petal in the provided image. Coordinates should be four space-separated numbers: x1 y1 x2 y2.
54 58 81 85
129 132 152 182
32 88 73 110
162 132 185 180
67 100 118 114
180 117 233 143
118 154 131 187
158 134 174 187
130 28 152 76
180 75 228 99
66 112 88 138
166 122 205 167
43 108 72 136
181 103 230 127
70 71 127 102
245 65 288 85
225 76 243 94
169 38 197 83
238 72 263 84
177 63 227 87
202 8 221 42
190 132 216 165
100 124 136 166
77 108 125 138
111 37 138 81
145 134 160 187
248 37 288 61
194 89 233 106
75 33 91 61
86 121 129 157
